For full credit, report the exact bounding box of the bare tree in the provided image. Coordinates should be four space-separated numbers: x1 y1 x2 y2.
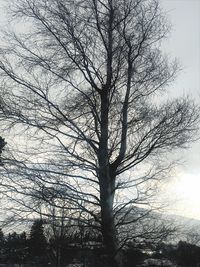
43 204 73 267
0 0 199 266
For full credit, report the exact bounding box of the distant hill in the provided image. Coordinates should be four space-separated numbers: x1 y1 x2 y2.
116 206 200 245
164 213 200 245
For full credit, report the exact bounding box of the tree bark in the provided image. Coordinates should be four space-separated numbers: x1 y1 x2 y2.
98 92 122 267
99 175 122 267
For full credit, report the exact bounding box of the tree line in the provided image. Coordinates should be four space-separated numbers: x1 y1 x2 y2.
0 220 76 267
0 220 200 267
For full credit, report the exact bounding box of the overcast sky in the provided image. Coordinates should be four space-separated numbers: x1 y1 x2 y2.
0 0 200 219
159 0 200 219
161 0 200 172
161 0 200 101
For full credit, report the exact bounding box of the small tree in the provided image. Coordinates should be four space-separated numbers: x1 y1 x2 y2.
175 241 200 267
4 231 28 264
0 228 4 262
29 220 47 263
0 228 4 245
44 206 75 267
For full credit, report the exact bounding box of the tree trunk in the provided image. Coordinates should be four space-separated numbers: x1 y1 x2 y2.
99 175 122 267
98 90 122 267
